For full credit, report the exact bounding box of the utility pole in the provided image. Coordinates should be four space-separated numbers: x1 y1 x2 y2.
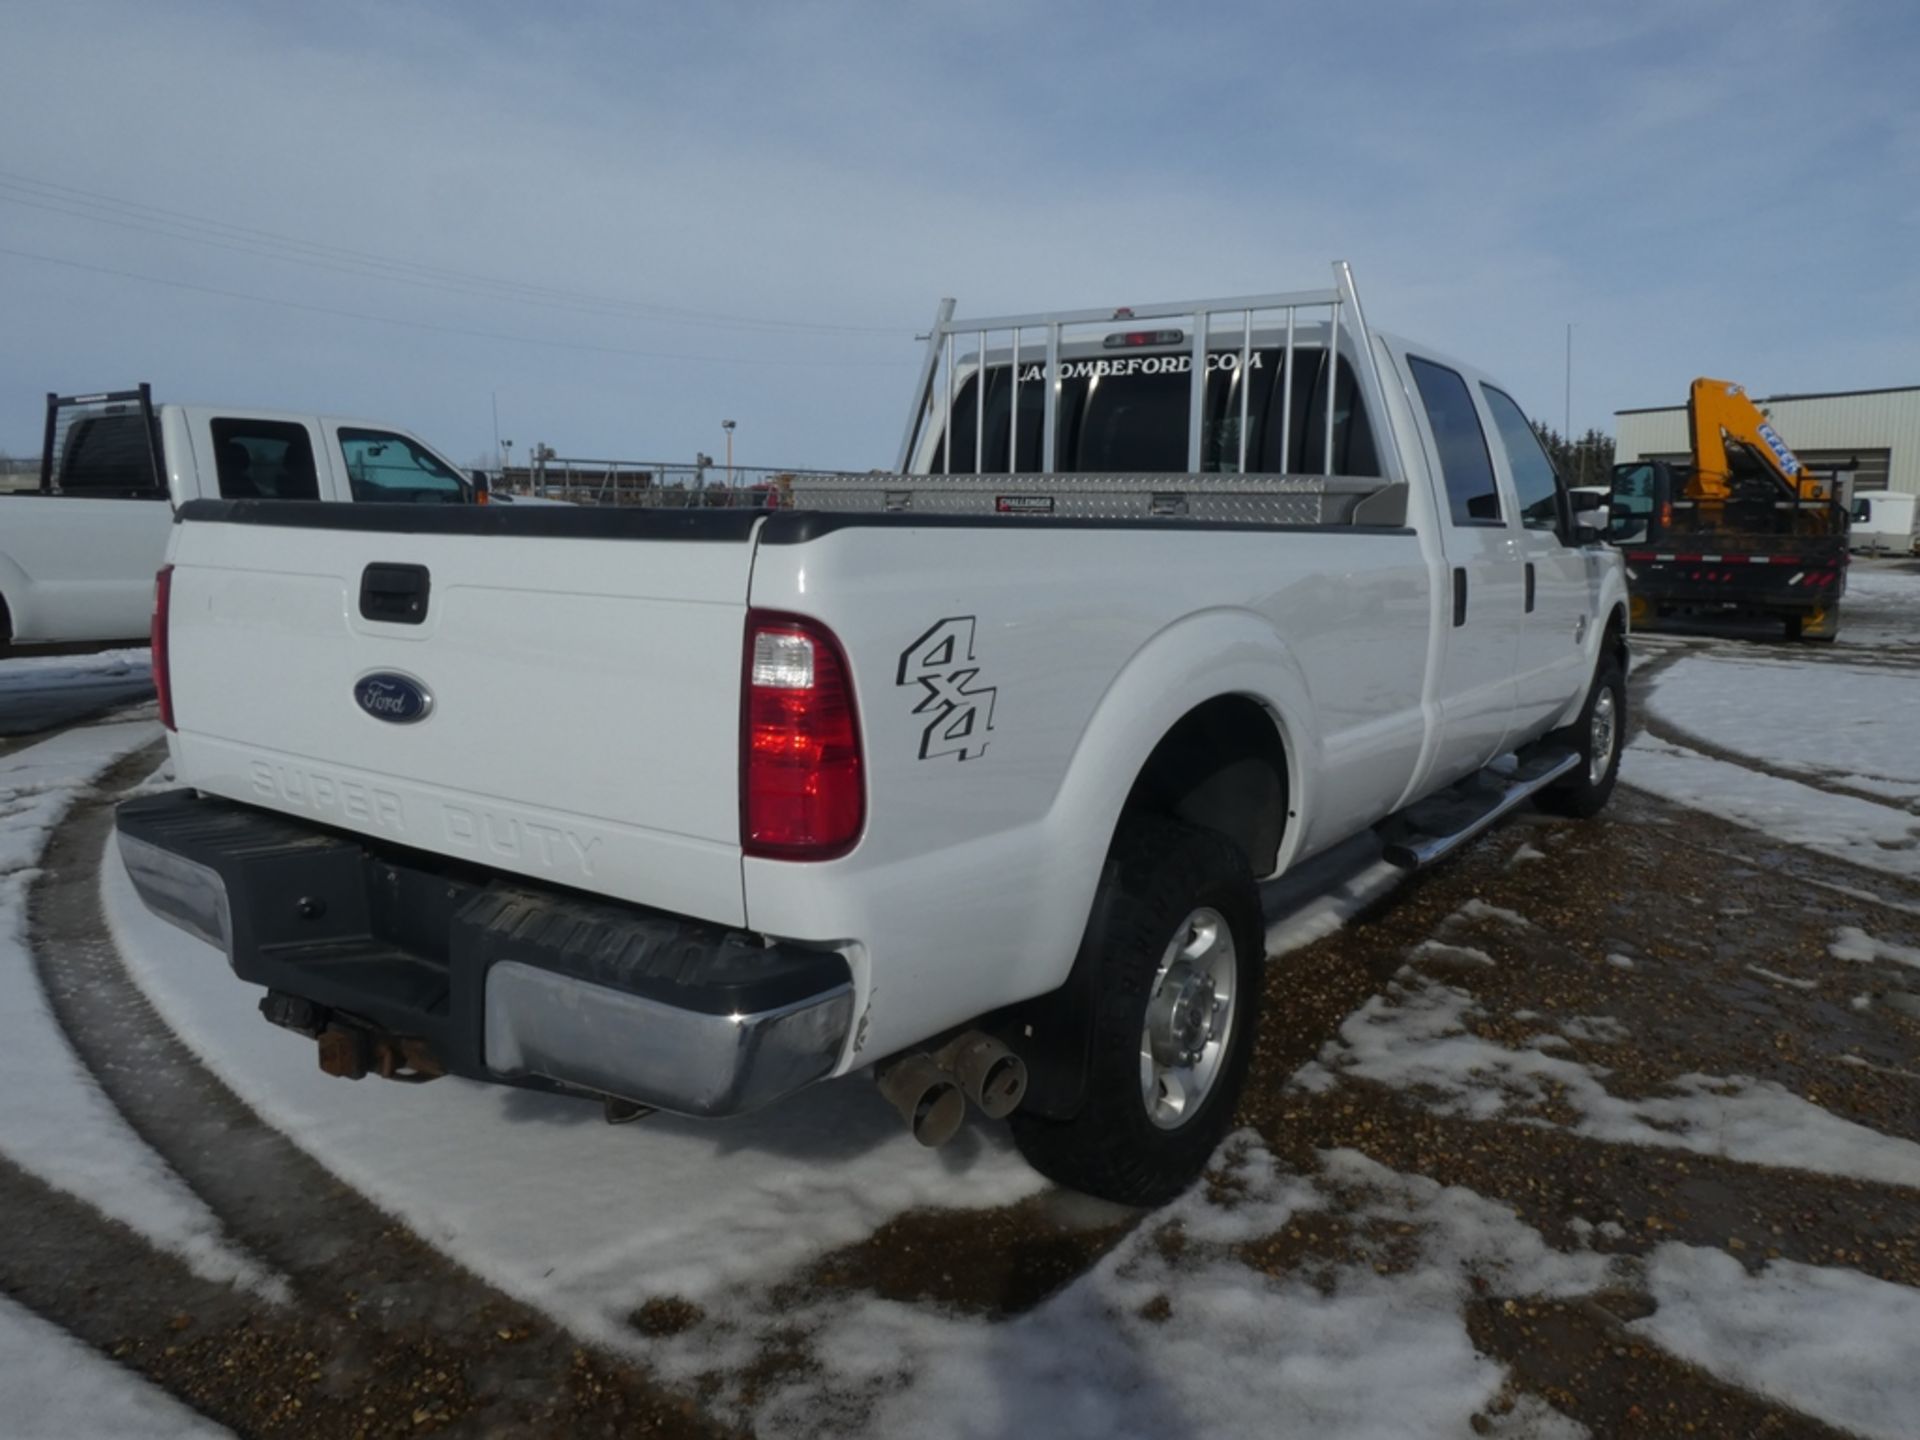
1563 323 1573 443
1564 322 1576 486
492 391 503 473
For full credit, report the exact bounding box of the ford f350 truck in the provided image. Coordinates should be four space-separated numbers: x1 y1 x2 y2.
117 265 1630 1204
1 385 489 649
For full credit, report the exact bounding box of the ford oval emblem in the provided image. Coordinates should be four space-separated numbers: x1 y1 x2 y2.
353 671 433 724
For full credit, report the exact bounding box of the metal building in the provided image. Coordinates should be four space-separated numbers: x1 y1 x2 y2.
1615 384 1920 497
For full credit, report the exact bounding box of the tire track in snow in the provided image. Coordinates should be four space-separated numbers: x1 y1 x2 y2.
28 746 730 1438
1630 645 1920 819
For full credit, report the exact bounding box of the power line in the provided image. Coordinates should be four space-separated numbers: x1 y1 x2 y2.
0 167 909 338
0 244 915 369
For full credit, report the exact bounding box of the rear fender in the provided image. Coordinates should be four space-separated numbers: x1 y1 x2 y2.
0 550 37 644
1014 608 1314 1116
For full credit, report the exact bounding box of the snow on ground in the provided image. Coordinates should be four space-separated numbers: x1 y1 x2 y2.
1303 972 1920 1189
0 724 277 1295
1408 938 1497 971
1456 898 1533 928
1625 569 1920 872
1831 925 1920 972
0 646 150 684
104 839 1046 1354
662 1142 1610 1438
1645 653 1920 801
1625 736 1920 881
106 823 1629 1436
1836 560 1920 651
1636 1243 1920 1440
0 1294 232 1440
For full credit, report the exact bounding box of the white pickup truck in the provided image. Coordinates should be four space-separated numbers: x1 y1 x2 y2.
1 386 487 648
118 266 1629 1204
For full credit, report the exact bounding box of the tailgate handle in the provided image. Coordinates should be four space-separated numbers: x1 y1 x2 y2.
360 563 431 625
1452 566 1467 627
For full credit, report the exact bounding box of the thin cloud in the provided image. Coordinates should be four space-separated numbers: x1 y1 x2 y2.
2 0 1912 467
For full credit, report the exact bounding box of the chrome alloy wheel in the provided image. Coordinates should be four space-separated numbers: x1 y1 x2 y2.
1139 906 1238 1131
1589 685 1619 787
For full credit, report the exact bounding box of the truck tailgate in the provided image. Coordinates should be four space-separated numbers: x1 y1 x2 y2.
164 507 754 926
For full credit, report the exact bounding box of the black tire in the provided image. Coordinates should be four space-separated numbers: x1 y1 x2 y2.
1536 651 1625 820
1009 814 1262 1207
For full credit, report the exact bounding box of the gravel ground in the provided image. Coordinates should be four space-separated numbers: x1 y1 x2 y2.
3 611 1918 1435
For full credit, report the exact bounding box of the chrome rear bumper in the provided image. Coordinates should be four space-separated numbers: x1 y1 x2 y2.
116 790 853 1118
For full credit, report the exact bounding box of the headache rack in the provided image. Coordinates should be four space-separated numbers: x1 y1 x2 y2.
37 384 165 499
784 261 1410 526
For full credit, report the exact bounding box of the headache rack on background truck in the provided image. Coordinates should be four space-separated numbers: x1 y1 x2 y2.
781 261 1411 528
36 384 165 499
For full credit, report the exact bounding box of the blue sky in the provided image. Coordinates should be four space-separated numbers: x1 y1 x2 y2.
2 0 1914 469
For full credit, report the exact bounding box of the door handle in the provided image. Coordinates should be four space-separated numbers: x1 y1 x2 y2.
1524 562 1536 614
1452 567 1467 627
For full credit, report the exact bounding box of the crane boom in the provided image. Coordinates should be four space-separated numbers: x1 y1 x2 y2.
1685 378 1826 503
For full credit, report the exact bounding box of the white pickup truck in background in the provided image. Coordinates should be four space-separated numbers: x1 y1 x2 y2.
118 264 1630 1205
1 385 489 648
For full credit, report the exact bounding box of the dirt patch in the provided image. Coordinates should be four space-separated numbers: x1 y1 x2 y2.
630 1297 707 1339
804 1191 1135 1316
1467 1294 1852 1439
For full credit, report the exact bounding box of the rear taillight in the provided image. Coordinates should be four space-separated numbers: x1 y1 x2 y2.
742 612 864 859
151 564 175 731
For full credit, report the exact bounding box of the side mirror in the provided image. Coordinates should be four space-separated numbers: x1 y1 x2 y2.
469 469 490 505
1570 503 1607 544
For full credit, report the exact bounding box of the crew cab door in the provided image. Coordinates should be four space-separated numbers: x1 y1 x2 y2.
1479 384 1590 737
1405 353 1522 783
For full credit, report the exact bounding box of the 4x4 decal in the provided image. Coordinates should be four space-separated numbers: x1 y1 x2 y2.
896 617 997 761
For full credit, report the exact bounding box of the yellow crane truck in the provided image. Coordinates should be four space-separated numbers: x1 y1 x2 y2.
1608 378 1849 641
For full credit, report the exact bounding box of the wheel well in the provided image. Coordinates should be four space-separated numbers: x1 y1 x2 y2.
1120 695 1288 875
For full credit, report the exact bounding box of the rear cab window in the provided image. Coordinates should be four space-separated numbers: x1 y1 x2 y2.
209 418 321 501
338 428 470 504
54 411 165 498
938 347 1381 477
1407 357 1501 526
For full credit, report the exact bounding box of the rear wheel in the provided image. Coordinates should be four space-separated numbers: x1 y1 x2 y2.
1536 651 1625 820
1010 815 1262 1207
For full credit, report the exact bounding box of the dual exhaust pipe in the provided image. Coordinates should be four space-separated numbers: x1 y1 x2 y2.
876 1031 1028 1147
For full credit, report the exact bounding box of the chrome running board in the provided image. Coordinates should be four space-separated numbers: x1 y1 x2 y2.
1380 748 1581 870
